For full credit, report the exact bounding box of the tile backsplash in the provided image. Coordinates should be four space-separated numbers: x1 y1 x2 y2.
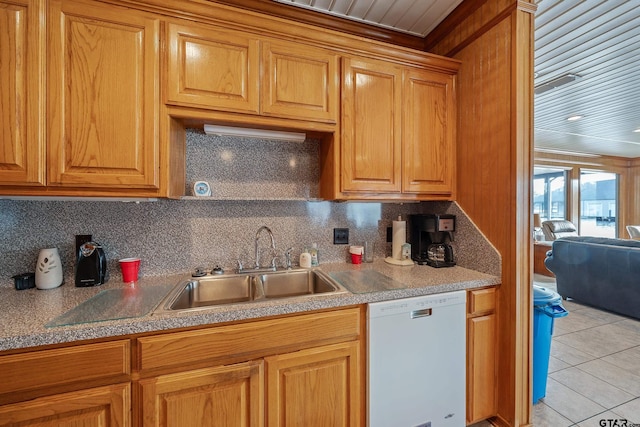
0 199 396 282
0 198 499 286
185 128 321 200
0 130 500 286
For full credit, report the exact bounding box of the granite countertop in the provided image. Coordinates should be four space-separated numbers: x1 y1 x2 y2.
0 260 500 352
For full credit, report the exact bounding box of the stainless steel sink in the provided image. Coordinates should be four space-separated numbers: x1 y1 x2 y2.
155 269 346 313
169 275 256 309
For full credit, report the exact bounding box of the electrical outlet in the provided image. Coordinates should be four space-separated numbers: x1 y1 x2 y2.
333 228 349 245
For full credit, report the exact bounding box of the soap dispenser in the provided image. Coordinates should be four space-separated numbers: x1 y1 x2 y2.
309 243 319 266
299 249 312 268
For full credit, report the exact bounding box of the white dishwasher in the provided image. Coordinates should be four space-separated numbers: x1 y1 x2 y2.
368 290 466 427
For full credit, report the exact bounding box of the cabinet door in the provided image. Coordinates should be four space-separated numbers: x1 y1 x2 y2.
47 0 159 188
341 57 402 193
0 0 45 186
467 313 497 424
139 360 264 427
266 341 361 427
0 383 130 427
261 41 338 123
166 22 260 114
402 68 455 195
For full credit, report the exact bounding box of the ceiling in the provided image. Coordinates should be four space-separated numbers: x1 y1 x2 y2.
534 0 640 159
272 0 464 36
271 0 640 159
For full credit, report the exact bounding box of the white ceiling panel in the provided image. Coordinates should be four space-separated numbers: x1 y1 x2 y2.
311 0 334 9
273 0 463 36
371 1 407 26
534 0 640 158
348 0 376 18
327 0 352 15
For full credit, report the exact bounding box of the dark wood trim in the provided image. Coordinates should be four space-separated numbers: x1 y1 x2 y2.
423 0 489 52
425 0 536 55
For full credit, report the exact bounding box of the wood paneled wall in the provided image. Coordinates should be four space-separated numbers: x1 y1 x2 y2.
429 1 536 426
535 151 640 236
631 158 640 226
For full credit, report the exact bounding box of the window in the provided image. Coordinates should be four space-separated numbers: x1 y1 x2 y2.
533 167 566 221
579 171 618 238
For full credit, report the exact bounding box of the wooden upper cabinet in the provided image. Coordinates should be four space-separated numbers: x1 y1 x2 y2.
47 0 160 188
0 0 45 186
341 57 402 193
402 68 455 195
261 40 338 123
165 22 338 123
165 22 260 114
336 57 456 200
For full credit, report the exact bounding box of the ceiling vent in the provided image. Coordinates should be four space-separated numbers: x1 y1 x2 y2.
534 74 581 95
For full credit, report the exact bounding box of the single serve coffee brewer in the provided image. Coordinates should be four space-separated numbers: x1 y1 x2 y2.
408 214 456 267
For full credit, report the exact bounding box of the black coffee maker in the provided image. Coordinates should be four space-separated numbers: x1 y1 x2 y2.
409 214 456 267
75 241 108 287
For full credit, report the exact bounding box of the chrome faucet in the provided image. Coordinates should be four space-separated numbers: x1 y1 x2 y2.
254 226 276 270
284 247 294 269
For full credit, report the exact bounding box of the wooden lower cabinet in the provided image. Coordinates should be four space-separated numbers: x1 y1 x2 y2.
266 342 360 427
466 287 497 424
138 340 360 427
136 307 363 427
0 383 130 427
139 361 264 427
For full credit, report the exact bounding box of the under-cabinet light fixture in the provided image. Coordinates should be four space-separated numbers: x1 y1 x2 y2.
567 115 583 121
633 128 640 133
204 124 306 142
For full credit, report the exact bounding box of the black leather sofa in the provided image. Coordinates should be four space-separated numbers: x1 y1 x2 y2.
544 236 640 320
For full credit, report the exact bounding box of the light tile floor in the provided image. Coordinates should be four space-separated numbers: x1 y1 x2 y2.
533 274 640 427
470 276 640 427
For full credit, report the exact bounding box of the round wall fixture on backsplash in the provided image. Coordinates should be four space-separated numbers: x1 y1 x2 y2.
192 181 211 197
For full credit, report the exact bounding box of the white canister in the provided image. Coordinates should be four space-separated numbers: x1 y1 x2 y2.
35 248 64 290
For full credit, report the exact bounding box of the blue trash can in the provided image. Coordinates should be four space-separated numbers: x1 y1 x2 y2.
533 285 568 403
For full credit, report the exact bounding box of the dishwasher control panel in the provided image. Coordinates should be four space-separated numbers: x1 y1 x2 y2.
368 290 466 318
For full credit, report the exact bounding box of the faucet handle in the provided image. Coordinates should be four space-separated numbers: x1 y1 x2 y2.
284 247 294 269
236 259 244 273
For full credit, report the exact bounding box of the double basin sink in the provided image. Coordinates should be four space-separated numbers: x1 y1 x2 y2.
155 268 346 313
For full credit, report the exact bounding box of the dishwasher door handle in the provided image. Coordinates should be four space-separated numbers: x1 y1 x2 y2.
411 308 432 318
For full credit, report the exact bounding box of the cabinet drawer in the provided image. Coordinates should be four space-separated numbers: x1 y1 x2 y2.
0 340 130 397
137 308 362 374
468 288 496 315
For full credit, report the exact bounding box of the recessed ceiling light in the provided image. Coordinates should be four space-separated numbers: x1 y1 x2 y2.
567 115 583 121
634 128 640 133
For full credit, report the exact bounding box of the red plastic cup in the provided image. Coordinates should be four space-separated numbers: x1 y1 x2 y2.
350 253 362 264
119 258 141 283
